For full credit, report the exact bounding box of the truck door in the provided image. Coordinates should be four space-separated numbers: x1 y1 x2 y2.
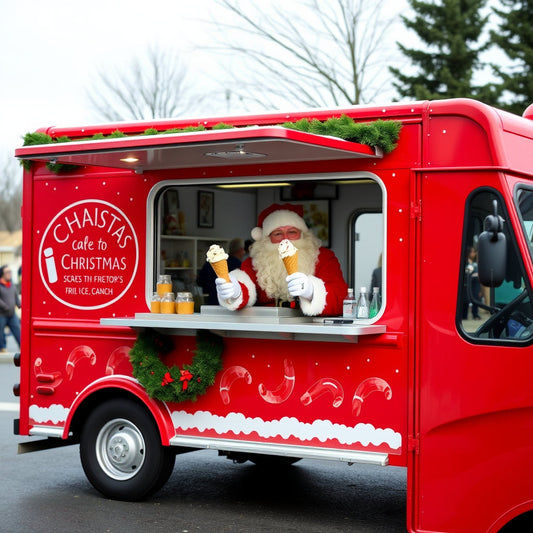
413 176 533 533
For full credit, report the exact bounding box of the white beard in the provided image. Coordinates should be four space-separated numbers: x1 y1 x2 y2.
250 231 321 300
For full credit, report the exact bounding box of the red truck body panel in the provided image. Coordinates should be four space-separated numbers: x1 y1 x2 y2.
14 98 533 531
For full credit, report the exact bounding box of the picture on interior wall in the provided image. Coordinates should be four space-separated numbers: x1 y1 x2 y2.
163 188 184 235
197 191 214 228
293 200 330 247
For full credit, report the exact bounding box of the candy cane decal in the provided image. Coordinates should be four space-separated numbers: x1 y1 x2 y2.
65 345 97 380
352 377 392 416
34 357 63 393
300 378 344 408
258 359 295 404
219 365 252 405
105 346 131 375
34 357 63 383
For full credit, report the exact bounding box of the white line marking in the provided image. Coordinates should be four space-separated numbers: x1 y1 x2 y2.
0 402 19 412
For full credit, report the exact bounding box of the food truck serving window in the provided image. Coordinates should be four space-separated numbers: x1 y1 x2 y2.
459 188 533 343
149 174 385 319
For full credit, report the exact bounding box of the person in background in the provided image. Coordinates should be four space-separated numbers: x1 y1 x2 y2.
463 246 481 319
0 265 21 352
243 239 253 260
198 238 245 305
215 203 347 316
370 253 382 294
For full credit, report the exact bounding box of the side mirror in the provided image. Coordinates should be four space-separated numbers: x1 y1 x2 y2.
477 200 506 287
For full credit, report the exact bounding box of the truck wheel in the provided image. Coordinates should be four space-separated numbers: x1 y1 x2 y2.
80 398 175 501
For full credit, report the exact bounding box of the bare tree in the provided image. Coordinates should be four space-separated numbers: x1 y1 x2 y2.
208 0 396 109
0 155 22 232
87 47 200 121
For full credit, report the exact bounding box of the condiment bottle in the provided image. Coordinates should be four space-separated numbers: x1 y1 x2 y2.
355 287 369 319
369 287 381 318
343 288 356 318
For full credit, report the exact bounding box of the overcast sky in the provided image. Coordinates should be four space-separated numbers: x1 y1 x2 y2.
1 0 411 160
1 0 219 156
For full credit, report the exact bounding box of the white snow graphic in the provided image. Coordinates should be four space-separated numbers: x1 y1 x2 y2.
171 410 401 449
29 404 69 424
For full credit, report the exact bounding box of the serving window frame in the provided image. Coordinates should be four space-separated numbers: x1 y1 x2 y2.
141 171 387 335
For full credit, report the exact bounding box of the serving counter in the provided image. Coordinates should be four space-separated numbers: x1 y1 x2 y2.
101 306 386 343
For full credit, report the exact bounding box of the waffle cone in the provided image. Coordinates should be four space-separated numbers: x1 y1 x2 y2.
282 252 299 275
210 259 231 282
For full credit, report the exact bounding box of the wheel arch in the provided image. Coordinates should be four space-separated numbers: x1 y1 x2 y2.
64 376 175 446
489 503 533 533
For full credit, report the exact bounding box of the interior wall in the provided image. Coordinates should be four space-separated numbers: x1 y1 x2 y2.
176 187 257 243
168 178 383 285
255 180 383 282
333 182 383 280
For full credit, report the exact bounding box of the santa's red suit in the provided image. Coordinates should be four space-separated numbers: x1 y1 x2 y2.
231 248 346 316
216 203 348 317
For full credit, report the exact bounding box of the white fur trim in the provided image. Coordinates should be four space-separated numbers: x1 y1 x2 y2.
232 269 257 307
298 275 327 316
262 210 307 237
217 269 257 311
251 227 263 241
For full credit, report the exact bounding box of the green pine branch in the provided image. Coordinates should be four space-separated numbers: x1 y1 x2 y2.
21 116 401 173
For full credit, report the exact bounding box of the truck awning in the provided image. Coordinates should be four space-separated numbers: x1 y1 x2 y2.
15 126 382 172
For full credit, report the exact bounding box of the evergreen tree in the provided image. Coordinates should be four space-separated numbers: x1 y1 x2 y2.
491 0 533 115
390 0 498 103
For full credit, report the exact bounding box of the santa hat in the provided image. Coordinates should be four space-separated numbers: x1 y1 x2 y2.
251 203 308 241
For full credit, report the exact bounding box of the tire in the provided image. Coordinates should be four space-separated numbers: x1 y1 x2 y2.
248 454 301 468
79 398 175 501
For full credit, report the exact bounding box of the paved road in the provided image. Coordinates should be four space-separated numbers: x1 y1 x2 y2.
1 350 409 533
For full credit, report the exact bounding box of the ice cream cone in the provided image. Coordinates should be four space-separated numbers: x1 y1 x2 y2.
278 239 299 275
206 244 231 282
210 259 231 282
282 251 299 275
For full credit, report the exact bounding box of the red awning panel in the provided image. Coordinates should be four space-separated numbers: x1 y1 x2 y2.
15 126 382 172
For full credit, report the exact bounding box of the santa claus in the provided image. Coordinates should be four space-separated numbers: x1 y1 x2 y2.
215 203 347 316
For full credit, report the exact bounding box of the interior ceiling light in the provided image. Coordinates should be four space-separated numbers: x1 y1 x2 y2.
204 143 266 159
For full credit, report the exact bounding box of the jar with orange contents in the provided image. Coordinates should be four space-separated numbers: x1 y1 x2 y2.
150 292 161 313
176 292 194 314
157 274 172 297
161 292 176 314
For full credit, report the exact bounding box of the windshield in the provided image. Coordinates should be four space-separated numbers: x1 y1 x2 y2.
459 188 533 342
516 187 533 260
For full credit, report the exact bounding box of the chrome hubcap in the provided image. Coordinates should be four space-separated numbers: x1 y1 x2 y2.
96 418 145 480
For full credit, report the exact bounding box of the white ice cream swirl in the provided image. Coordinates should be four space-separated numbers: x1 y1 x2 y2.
206 244 229 262
278 239 298 259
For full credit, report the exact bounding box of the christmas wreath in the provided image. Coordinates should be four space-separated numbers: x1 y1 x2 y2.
129 329 224 403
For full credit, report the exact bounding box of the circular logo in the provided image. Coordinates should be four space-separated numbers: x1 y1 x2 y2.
39 199 139 310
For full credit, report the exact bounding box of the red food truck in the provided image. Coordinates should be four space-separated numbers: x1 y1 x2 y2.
13 98 533 532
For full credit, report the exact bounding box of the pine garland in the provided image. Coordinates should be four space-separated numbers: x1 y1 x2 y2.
21 116 401 173
21 130 128 173
282 116 402 154
129 329 224 403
